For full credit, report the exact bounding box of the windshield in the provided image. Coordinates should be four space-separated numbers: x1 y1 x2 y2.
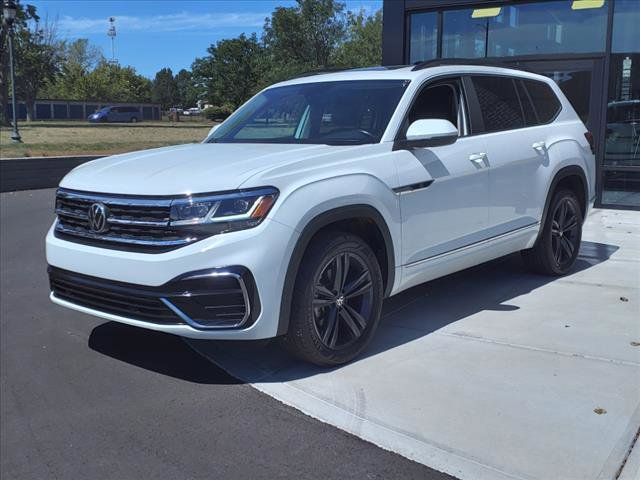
207 80 409 145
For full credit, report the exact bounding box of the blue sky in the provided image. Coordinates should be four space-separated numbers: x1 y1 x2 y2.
29 0 382 78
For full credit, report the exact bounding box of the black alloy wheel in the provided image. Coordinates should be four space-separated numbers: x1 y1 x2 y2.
312 252 374 349
522 189 583 275
284 231 384 366
550 196 580 269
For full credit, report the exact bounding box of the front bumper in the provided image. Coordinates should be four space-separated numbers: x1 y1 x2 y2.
49 265 260 329
46 218 299 339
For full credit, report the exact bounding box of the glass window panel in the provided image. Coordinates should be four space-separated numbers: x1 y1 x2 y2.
602 171 640 207
409 12 438 64
442 9 487 58
612 0 640 53
488 1 607 56
604 1 640 207
471 76 524 133
605 55 640 167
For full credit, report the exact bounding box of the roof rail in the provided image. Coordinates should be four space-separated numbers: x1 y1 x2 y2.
411 58 533 72
288 65 412 81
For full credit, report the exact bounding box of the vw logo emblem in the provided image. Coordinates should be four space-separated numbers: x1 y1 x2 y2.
87 203 109 233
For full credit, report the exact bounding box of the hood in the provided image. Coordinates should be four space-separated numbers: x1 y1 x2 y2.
60 143 334 195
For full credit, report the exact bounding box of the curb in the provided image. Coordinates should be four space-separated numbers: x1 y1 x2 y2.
0 155 103 192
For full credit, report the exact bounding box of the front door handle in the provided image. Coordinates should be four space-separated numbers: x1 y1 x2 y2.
469 152 488 168
532 141 546 153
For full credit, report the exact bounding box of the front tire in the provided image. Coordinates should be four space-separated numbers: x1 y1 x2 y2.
522 189 583 275
283 231 384 366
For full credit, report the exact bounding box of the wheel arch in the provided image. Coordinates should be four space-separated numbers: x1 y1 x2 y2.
276 204 395 336
537 165 589 242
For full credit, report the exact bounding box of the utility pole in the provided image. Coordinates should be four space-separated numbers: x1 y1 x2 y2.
3 0 21 142
107 17 116 63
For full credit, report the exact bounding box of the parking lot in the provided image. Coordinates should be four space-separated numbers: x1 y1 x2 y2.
0 189 449 480
1 188 638 480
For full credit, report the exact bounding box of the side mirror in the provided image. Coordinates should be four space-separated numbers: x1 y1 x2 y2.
397 119 459 149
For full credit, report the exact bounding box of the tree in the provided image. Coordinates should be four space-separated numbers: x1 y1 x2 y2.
193 33 265 110
263 0 347 81
151 67 177 109
42 38 104 100
13 19 62 121
0 1 39 125
334 9 382 68
83 61 152 103
175 68 200 108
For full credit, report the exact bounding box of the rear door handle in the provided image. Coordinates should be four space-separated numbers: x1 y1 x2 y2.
469 152 488 168
532 141 546 152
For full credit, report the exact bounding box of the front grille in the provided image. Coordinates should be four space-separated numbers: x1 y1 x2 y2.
54 188 190 252
49 268 184 324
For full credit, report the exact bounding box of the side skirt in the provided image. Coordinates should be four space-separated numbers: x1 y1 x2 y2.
396 223 540 295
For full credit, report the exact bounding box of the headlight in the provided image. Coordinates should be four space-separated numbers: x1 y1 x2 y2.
169 187 278 234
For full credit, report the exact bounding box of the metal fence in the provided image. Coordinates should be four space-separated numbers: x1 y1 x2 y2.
4 100 162 121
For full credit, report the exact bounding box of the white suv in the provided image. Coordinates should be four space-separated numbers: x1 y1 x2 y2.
47 62 596 365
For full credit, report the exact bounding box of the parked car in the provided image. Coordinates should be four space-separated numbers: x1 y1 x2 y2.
182 107 201 116
88 106 141 123
48 61 595 365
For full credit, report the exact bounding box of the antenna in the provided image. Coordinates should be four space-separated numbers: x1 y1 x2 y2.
107 17 117 63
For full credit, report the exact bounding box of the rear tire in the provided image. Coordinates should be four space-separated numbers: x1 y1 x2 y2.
522 189 583 275
130 117 138 123
282 231 384 366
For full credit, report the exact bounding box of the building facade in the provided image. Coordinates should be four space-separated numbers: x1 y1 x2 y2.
382 0 639 209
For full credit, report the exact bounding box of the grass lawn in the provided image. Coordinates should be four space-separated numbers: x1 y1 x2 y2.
0 120 215 158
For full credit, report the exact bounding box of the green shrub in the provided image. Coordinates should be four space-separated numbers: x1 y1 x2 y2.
203 105 234 121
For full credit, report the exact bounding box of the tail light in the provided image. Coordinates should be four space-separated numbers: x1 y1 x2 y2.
584 131 595 154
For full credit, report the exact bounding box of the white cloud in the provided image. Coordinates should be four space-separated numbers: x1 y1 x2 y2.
57 11 269 35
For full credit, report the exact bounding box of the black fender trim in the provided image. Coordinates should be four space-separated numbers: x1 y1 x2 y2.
536 165 589 243
276 205 395 336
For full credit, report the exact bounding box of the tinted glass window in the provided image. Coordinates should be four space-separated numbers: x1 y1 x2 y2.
210 80 409 145
407 80 465 137
515 80 538 126
471 76 524 133
488 1 607 56
440 2 607 60
522 80 561 124
409 12 438 64
612 0 640 53
442 9 486 58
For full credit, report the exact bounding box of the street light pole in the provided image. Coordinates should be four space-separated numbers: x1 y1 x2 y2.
3 0 21 142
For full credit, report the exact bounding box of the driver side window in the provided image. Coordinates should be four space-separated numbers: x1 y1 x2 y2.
407 79 467 136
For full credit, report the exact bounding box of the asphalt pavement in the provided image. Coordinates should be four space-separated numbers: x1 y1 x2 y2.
0 188 454 480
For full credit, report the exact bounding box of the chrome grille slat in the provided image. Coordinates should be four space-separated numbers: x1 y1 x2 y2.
55 223 191 247
54 188 194 252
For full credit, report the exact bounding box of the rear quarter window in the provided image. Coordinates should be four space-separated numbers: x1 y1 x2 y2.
522 80 562 124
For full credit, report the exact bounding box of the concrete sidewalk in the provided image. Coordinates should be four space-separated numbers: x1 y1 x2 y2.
190 209 640 480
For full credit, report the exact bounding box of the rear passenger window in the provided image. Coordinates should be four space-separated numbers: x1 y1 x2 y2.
470 76 524 133
522 80 561 124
